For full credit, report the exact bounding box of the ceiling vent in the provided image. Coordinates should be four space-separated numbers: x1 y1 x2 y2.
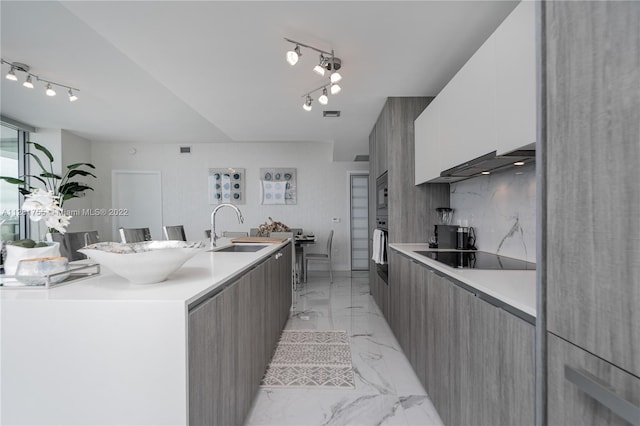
323 110 341 118
180 146 191 154
354 155 369 162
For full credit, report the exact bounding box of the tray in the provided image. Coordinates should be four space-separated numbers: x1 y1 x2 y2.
230 237 289 244
0 263 101 289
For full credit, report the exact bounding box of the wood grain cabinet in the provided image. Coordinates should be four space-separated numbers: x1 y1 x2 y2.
543 1 640 422
394 255 535 426
188 244 292 426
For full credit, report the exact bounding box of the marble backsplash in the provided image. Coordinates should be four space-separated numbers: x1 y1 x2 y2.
449 164 536 262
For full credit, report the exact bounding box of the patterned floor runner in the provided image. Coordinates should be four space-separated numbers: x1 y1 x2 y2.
260 330 355 389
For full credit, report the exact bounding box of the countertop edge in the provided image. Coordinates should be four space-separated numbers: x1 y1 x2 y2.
389 243 536 322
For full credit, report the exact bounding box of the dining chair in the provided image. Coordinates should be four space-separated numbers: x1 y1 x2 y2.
59 231 100 261
249 228 259 237
304 230 333 283
222 231 249 238
163 225 187 241
119 227 152 243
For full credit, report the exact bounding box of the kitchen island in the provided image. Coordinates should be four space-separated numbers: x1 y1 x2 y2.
0 241 292 426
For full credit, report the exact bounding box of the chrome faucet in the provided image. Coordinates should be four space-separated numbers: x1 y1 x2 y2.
210 203 244 247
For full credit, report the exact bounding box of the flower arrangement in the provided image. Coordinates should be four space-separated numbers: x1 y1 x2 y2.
257 217 290 237
0 141 96 239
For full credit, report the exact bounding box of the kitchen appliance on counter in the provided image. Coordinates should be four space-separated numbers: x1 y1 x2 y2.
416 250 536 270
436 207 453 225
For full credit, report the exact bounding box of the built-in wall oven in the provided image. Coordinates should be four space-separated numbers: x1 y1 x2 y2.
374 172 389 284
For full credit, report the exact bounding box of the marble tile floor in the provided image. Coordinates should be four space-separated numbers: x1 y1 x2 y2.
245 273 444 426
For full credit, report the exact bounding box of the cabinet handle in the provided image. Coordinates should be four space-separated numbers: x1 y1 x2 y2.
565 365 640 425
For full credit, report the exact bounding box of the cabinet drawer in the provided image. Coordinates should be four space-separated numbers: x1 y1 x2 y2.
547 333 640 426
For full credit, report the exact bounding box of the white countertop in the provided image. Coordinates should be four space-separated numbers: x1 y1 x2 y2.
0 240 289 426
0 241 287 306
390 243 537 319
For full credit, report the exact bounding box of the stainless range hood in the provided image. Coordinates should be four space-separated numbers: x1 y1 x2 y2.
429 143 535 183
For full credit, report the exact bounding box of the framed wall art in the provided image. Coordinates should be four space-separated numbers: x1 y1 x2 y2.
259 168 297 205
208 168 245 204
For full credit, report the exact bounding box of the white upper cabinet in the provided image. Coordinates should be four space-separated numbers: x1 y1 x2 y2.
415 1 536 184
493 1 536 154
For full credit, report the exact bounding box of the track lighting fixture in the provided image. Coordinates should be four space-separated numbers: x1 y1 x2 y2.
318 87 329 105
313 54 328 76
45 84 56 97
303 95 313 111
1 58 80 102
285 38 344 111
6 66 18 81
23 75 34 89
287 45 302 66
301 81 341 111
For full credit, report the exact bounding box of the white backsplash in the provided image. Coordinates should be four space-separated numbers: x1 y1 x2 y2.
450 164 536 262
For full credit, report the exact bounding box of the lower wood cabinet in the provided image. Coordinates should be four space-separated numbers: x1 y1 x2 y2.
188 244 292 426
387 251 535 425
547 333 640 426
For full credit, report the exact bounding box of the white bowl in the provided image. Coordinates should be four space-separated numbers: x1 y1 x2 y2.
78 241 205 284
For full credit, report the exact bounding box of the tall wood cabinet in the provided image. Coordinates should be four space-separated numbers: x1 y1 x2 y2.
543 1 640 424
368 97 449 319
188 244 292 426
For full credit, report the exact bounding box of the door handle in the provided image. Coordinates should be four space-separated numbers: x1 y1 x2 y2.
565 365 640 425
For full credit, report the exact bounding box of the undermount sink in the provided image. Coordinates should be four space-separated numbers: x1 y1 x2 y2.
210 244 268 253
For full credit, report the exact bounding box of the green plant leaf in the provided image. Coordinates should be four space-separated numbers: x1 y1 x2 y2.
25 152 48 174
25 175 47 187
18 188 32 195
0 176 28 185
40 172 63 180
67 169 97 179
59 182 94 195
66 162 96 170
28 142 54 162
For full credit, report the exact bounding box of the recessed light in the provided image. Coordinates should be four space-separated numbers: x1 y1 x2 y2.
481 171 491 175
513 161 526 166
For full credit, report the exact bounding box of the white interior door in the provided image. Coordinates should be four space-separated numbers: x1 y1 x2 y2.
111 170 163 241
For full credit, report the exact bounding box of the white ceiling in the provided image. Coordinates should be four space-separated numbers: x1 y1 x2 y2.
0 1 518 161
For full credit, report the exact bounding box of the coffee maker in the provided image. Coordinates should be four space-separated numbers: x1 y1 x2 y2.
433 208 476 250
433 208 457 249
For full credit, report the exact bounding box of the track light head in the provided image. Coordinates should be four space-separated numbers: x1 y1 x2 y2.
330 71 342 83
23 75 34 88
287 45 302 66
318 87 329 105
45 83 56 96
313 54 327 76
68 89 78 102
6 66 18 81
330 83 341 95
303 95 313 111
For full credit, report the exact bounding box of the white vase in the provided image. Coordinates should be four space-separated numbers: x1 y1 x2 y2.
3 242 61 276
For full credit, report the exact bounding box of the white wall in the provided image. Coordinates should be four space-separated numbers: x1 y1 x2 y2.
89 141 368 272
61 130 94 232
449 163 536 262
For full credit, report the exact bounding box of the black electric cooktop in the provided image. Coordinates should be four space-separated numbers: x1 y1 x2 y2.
415 250 536 270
